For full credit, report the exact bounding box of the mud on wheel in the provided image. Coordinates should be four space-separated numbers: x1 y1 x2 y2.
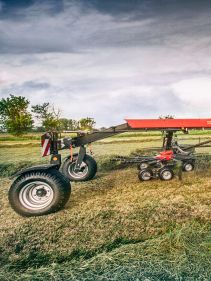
9 170 71 217
61 154 97 181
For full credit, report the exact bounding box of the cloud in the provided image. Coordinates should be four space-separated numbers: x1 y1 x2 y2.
0 1 3 12
22 81 50 90
0 0 211 126
0 1 156 54
172 78 211 114
0 77 195 126
1 0 211 54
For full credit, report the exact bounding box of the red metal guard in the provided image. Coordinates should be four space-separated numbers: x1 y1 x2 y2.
126 118 211 129
155 150 174 161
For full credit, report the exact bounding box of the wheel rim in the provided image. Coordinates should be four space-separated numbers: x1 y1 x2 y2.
162 170 172 180
19 181 54 210
140 163 148 169
142 171 151 180
185 163 193 171
68 161 89 179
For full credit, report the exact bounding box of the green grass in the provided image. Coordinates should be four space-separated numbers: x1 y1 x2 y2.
0 136 211 280
1 135 211 178
0 224 210 281
0 139 163 177
0 132 41 141
1 129 211 141
0 169 211 280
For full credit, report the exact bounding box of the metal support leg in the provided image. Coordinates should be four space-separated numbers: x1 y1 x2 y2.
75 146 86 172
165 131 174 150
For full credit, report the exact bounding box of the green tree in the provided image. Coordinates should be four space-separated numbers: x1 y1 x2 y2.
32 103 61 131
59 118 78 131
78 117 96 131
0 94 33 135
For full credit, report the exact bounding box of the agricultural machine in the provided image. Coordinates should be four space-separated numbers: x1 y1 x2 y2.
114 149 192 182
9 118 211 216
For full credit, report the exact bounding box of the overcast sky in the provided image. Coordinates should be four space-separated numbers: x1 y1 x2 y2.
0 0 211 127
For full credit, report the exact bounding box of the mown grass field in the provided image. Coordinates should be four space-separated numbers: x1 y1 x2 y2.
0 132 211 280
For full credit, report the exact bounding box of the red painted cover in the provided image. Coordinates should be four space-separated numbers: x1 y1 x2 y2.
126 119 211 129
155 150 174 161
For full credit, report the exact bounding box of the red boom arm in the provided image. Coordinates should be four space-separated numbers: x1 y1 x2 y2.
126 118 211 130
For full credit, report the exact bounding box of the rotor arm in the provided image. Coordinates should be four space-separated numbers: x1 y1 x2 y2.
63 123 130 148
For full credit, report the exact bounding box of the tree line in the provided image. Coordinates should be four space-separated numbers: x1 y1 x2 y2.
0 95 96 135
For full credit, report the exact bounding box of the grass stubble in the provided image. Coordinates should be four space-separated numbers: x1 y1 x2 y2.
0 135 210 280
0 166 210 280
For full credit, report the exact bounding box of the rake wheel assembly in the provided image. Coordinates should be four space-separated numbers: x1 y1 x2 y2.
61 154 97 181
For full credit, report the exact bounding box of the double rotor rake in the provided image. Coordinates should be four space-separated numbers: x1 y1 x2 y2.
8 118 211 216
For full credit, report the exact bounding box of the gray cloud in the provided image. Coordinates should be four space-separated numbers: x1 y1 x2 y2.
0 1 211 54
0 0 211 126
22 81 50 89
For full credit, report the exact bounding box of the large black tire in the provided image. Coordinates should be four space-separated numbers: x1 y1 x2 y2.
61 154 97 182
8 169 71 217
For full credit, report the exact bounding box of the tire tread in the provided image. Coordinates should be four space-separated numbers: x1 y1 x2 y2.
9 169 71 217
61 154 97 182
